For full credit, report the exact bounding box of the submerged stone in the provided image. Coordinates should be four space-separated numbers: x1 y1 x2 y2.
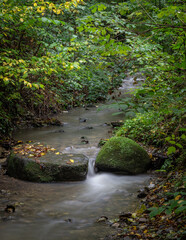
95 137 151 174
7 150 88 183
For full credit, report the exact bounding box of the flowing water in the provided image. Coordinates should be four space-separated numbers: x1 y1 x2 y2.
0 76 149 240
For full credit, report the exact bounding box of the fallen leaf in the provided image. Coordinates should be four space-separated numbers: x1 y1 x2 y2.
149 153 153 158
28 154 34 157
175 195 181 201
55 152 60 155
70 159 74 163
50 148 56 151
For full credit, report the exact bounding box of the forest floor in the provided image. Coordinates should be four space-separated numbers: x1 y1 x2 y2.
103 168 185 240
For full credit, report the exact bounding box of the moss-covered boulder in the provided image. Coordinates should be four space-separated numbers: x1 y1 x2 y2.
95 137 151 174
7 151 88 182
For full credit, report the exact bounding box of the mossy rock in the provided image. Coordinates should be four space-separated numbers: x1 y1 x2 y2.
95 137 151 174
7 152 88 182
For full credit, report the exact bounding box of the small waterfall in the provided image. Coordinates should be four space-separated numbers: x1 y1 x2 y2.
63 146 99 178
87 157 96 177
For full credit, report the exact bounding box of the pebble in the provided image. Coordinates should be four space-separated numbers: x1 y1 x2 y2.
79 118 87 122
119 212 132 220
148 183 155 190
137 190 147 198
111 223 120 228
65 218 72 223
97 216 108 222
86 126 93 129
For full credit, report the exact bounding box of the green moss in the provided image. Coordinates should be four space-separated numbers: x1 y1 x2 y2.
24 162 53 182
7 151 88 182
7 153 25 178
95 136 151 174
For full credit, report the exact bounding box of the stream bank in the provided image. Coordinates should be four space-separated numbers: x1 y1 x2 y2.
104 168 185 240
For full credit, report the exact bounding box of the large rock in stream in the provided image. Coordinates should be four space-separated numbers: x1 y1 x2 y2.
7 144 88 182
95 137 150 174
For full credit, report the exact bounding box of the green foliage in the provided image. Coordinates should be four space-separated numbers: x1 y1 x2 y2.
149 196 186 218
149 190 186 218
105 0 186 166
148 172 186 219
0 0 185 157
0 0 125 136
166 132 185 156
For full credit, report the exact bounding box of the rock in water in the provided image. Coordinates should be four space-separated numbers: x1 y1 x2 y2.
95 137 150 174
7 150 88 182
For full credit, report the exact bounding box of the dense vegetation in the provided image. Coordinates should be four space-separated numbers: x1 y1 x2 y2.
0 0 128 136
1 0 185 161
0 0 185 238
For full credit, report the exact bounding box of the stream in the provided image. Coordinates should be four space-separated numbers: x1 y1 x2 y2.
0 76 149 240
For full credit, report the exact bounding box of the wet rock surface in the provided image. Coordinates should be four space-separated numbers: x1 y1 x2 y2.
111 121 124 128
6 143 89 182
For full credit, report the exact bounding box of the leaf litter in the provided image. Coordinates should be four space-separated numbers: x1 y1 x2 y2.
104 170 186 240
13 141 76 165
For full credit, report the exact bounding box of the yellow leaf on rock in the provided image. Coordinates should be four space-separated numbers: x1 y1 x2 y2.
70 159 74 163
55 152 60 155
50 148 56 151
